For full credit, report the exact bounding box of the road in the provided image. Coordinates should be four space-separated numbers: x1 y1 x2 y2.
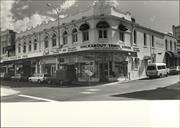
1 75 180 102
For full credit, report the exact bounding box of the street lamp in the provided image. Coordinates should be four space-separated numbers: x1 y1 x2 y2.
46 3 61 49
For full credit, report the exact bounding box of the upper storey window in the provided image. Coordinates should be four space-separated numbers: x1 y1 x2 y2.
23 42 26 53
63 31 68 45
151 36 154 48
72 29 78 43
80 23 90 42
34 39 37 51
133 30 137 44
119 23 128 42
170 40 172 51
165 39 168 50
52 33 57 47
18 43 21 53
28 40 32 52
96 21 110 39
44 35 49 48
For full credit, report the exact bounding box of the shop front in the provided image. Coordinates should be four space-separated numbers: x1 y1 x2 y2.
59 51 135 83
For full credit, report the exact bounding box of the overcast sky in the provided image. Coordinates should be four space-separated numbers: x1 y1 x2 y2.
1 0 179 33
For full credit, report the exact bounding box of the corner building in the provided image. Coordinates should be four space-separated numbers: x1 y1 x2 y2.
4 2 179 83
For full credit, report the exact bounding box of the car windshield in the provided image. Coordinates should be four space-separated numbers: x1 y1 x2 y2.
147 66 156 70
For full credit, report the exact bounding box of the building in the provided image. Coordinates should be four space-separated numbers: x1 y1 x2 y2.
172 25 180 65
173 25 180 52
0 30 16 75
1 1 179 83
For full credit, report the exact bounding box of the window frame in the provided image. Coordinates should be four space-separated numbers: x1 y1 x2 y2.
23 42 26 53
144 33 147 46
28 40 32 52
44 36 49 48
82 30 89 42
119 31 124 42
63 31 68 45
72 29 78 43
151 35 154 48
52 33 57 47
133 30 137 45
165 39 168 50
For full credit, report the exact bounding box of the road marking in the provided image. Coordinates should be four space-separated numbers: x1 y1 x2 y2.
19 94 59 102
80 92 95 94
86 89 100 92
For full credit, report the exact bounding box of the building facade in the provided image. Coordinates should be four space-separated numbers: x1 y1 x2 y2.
1 1 179 82
173 25 180 53
0 30 16 75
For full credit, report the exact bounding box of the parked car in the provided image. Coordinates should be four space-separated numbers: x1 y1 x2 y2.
11 74 28 82
169 66 180 75
28 74 51 83
146 63 168 78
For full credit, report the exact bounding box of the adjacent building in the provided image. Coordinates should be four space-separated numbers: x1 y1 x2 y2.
0 30 16 75
1 1 179 83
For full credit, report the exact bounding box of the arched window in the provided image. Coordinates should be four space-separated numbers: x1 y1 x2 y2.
170 40 173 51
34 39 37 51
118 23 128 42
80 23 90 42
63 31 68 45
44 35 49 48
23 42 26 53
28 40 32 52
52 33 57 47
72 29 78 43
96 21 109 39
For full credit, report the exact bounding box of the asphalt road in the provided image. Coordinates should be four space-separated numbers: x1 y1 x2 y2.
1 75 180 102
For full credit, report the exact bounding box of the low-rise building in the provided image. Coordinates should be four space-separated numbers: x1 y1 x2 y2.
0 30 16 75
1 1 179 82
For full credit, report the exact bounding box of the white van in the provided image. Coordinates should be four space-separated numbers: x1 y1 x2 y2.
146 63 168 78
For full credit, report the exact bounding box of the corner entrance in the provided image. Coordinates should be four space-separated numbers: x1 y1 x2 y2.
99 63 109 82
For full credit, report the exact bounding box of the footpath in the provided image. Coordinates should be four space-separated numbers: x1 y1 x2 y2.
1 86 19 97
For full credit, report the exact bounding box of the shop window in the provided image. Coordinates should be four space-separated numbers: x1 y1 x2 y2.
72 29 78 43
132 58 139 69
63 31 68 45
119 31 124 41
44 36 49 48
151 36 154 48
52 33 57 47
23 42 26 53
28 41 32 52
134 30 137 44
144 33 147 46
80 23 90 42
34 39 37 51
165 39 168 50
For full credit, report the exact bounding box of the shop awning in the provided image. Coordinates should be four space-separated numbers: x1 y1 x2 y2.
171 52 180 58
165 51 173 57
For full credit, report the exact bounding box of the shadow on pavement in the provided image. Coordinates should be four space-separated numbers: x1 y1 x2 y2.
111 83 180 100
1 80 111 88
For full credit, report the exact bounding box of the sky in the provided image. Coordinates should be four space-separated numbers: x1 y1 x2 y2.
1 0 179 33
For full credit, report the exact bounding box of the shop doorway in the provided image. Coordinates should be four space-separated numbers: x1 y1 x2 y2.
99 63 108 82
